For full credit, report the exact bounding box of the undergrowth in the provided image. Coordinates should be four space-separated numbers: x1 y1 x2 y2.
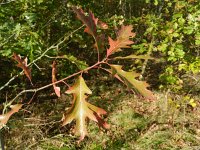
4 81 200 150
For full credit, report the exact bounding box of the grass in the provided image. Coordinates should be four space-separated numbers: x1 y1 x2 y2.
3 82 200 150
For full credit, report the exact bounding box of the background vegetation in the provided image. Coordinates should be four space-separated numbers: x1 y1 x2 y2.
0 0 200 149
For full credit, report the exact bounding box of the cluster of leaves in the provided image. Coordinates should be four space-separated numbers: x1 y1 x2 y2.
1 0 199 145
0 0 48 58
0 6 155 143
0 0 87 84
57 7 155 141
129 0 200 91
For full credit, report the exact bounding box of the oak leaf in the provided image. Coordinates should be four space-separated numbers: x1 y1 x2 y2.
72 7 98 37
13 53 32 84
107 25 135 57
72 7 107 52
62 76 109 142
111 65 155 100
0 104 23 129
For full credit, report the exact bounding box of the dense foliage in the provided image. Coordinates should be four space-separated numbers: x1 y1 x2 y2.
0 0 199 147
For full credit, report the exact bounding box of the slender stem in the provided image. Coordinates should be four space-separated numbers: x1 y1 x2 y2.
94 38 100 62
0 73 21 91
27 91 37 104
0 25 84 91
0 34 15 47
139 36 154 80
7 60 104 106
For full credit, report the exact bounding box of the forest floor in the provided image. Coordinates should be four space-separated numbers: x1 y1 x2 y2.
3 79 200 150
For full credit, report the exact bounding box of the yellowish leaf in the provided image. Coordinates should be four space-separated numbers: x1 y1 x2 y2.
111 65 155 100
0 104 23 129
62 76 109 142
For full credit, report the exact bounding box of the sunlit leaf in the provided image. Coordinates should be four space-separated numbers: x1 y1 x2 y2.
107 25 135 57
97 20 108 29
110 65 155 100
189 99 197 108
0 104 23 129
62 76 109 142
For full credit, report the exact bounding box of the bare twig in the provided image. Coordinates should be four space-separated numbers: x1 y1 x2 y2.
0 73 21 91
33 63 44 71
0 25 84 92
27 91 37 104
7 60 105 106
24 119 61 127
94 38 100 62
0 34 15 47
0 0 16 5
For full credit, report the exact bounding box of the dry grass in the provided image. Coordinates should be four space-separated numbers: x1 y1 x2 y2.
2 83 200 150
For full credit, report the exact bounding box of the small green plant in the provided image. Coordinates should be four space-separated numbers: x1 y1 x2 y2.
130 0 200 91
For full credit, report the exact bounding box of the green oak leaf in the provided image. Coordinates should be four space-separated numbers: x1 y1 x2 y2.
110 65 155 101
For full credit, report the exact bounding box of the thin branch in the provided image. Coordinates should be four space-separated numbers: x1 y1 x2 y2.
61 81 70 88
0 34 15 47
99 66 125 84
0 0 16 5
7 60 104 106
33 63 44 71
99 66 135 94
27 91 37 104
0 25 84 91
94 38 100 62
0 73 22 91
44 55 66 59
139 37 154 80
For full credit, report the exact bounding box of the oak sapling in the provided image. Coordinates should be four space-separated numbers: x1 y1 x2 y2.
4 6 155 143
59 7 156 142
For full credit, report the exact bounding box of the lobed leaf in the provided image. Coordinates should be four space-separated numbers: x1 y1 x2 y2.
110 65 155 100
62 76 109 142
0 104 23 129
12 53 32 84
72 7 107 52
107 25 135 57
52 61 60 97
72 7 98 37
